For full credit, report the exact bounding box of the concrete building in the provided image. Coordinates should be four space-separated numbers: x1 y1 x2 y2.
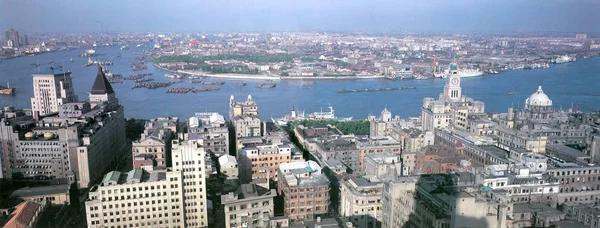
381 177 419 228
132 117 178 170
364 152 401 178
315 138 361 172
10 184 70 205
85 170 186 227
2 67 127 188
221 183 276 228
0 107 34 179
413 173 509 228
219 154 239 180
188 112 229 157
171 138 209 227
356 137 402 174
238 143 292 185
230 95 261 139
339 177 384 228
30 68 77 119
421 63 485 132
86 137 208 228
277 161 330 221
368 107 399 138
3 200 47 228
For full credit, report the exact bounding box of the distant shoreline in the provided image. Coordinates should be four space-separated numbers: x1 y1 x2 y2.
153 64 386 80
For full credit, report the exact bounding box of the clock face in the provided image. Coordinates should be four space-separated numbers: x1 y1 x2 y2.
451 78 459 85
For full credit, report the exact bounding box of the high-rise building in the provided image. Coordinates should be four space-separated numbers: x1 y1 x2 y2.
30 68 77 119
4 28 20 47
171 137 209 227
2 66 126 188
86 137 209 228
576 33 588 39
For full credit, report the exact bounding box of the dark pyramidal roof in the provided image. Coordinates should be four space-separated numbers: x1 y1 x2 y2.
91 66 115 95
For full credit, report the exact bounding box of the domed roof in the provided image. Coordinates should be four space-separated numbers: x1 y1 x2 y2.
526 85 552 107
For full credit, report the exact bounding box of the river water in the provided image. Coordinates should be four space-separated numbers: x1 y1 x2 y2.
1 45 599 120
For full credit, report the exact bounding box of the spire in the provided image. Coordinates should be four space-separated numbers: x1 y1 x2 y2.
91 66 114 95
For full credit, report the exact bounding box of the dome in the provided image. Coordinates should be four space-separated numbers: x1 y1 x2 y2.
43 132 55 139
526 85 552 107
25 132 35 138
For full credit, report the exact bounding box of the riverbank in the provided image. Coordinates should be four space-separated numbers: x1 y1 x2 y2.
155 64 386 80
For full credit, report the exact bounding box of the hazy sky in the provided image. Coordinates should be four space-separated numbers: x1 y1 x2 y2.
1 0 599 33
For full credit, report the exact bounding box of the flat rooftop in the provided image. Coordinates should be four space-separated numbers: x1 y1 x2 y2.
10 184 70 198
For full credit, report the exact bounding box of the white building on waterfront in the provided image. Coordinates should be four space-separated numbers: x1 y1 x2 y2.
421 63 485 132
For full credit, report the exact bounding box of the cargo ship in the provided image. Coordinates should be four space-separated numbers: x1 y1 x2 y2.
0 83 15 95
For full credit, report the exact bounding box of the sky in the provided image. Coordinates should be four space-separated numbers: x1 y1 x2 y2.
1 0 599 33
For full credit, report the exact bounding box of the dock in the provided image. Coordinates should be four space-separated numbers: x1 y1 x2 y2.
338 86 416 93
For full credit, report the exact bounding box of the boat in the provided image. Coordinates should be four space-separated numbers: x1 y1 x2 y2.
507 91 516 95
232 82 247 86
553 55 576 64
307 105 352 121
0 82 15 95
459 68 484 78
120 45 129 50
489 70 499 74
272 105 306 126
256 83 276 88
69 58 74 62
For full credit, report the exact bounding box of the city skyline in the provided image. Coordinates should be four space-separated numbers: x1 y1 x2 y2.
2 0 600 33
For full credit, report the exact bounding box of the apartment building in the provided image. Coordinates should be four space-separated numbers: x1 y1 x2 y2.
277 161 330 221
339 177 384 228
188 112 229 157
222 183 276 228
132 117 178 169
238 143 292 184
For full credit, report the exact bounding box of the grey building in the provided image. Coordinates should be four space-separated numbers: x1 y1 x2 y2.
222 183 276 228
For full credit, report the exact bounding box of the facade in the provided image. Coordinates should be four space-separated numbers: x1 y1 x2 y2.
221 183 276 228
85 170 186 228
0 107 34 179
381 177 419 228
421 63 485 132
86 137 208 228
171 138 209 227
230 95 261 139
339 177 384 228
2 67 127 188
277 161 330 221
368 107 398 138
356 137 402 174
238 143 292 184
315 138 361 172
132 117 178 169
188 112 229 157
30 68 77 119
364 152 401 178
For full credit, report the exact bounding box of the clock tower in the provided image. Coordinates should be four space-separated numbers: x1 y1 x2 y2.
443 63 462 101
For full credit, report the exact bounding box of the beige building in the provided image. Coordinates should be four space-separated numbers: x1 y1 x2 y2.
132 117 178 169
30 68 77 119
188 112 229 157
222 183 276 228
339 177 384 228
381 177 419 228
85 169 186 228
230 95 261 139
86 137 208 228
238 143 292 184
277 161 330 221
421 63 485 132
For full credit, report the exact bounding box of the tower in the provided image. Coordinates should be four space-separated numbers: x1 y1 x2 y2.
89 66 118 111
30 67 77 119
443 63 462 101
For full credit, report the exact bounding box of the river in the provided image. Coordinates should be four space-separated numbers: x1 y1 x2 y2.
1 45 599 120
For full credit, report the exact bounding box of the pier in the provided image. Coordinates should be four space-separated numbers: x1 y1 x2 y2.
338 86 416 93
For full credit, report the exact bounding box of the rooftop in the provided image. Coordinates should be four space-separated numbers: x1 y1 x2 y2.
10 184 70 199
90 66 114 95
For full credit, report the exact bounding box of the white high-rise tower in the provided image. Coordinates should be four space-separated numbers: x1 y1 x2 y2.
443 63 462 101
30 67 77 119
